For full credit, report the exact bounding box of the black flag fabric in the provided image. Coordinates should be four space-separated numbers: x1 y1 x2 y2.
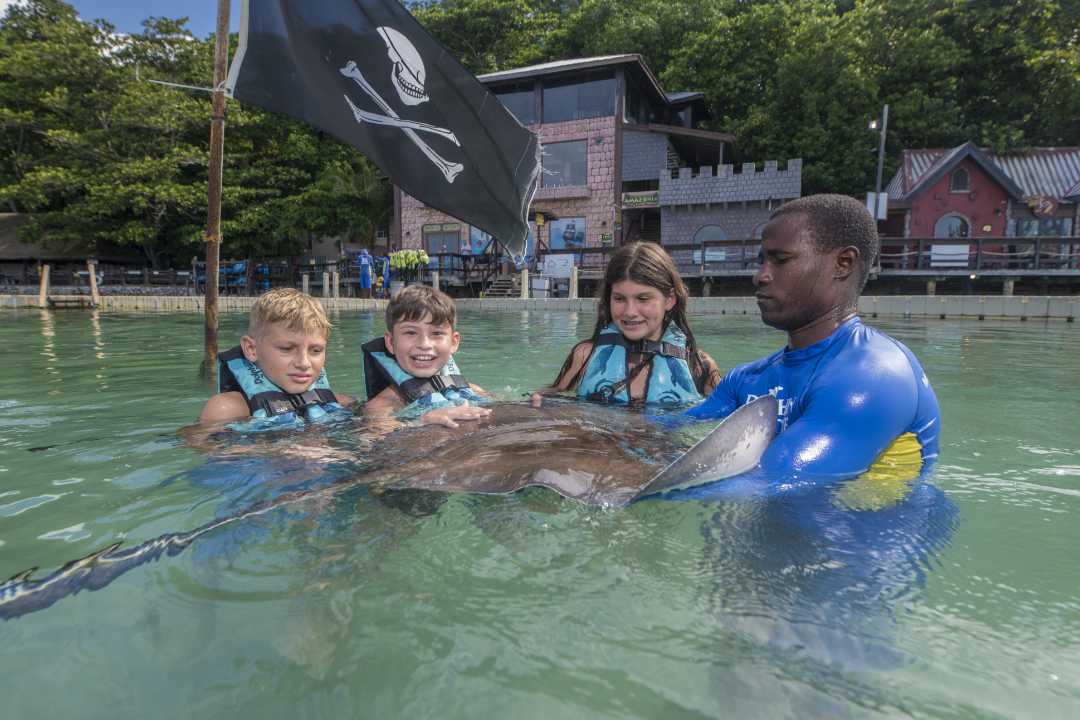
226 0 541 260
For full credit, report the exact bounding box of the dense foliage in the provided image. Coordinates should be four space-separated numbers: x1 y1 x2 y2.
415 0 1079 193
0 0 390 267
2 0 1077 266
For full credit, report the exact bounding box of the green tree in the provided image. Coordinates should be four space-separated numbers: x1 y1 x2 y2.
0 0 393 268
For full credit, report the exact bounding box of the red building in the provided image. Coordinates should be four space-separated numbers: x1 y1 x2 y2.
884 143 1079 239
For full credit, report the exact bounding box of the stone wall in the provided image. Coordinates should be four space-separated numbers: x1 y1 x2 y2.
4 294 1077 320
660 159 802 206
621 130 668 182
661 204 773 246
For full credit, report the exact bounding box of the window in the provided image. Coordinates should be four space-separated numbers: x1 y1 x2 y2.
949 168 970 192
548 217 586 250
1012 217 1073 237
542 72 616 123
933 215 969 238
494 83 536 125
692 225 728 263
625 77 660 125
423 223 461 256
542 140 587 187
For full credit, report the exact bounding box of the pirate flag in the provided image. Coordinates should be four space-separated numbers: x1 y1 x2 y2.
226 1 541 260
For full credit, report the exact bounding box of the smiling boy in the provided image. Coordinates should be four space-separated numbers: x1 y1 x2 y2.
199 288 352 426
362 285 490 428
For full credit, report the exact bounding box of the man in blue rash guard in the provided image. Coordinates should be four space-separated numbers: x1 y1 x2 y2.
678 194 940 501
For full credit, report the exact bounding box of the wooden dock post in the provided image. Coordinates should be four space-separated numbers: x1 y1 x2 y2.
520 268 529 299
38 264 50 308
332 271 340 300
322 271 330 297
87 260 101 307
302 273 310 295
569 265 578 300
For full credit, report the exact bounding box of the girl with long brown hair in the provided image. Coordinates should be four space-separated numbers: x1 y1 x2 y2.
533 242 721 407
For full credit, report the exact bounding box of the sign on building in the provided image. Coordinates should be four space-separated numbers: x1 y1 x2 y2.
622 191 660 208
543 254 575 278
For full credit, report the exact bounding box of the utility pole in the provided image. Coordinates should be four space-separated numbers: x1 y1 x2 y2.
203 0 231 377
873 103 889 213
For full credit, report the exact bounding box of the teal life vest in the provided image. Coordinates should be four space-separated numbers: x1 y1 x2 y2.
361 337 483 419
577 322 703 407
217 346 343 429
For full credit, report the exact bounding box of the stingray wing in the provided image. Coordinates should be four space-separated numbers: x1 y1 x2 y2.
633 395 778 500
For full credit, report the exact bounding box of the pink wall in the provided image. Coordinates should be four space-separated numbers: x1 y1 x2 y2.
908 157 1010 237
397 116 617 250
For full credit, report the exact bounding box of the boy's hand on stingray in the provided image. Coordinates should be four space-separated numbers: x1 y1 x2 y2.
421 402 492 429
530 392 544 408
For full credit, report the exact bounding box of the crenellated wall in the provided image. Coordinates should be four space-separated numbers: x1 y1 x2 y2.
660 159 802 207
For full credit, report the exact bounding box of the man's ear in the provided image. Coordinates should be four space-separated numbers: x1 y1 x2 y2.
835 246 859 281
240 334 258 362
383 330 395 355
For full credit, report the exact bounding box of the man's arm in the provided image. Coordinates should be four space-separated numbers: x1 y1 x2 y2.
676 362 921 500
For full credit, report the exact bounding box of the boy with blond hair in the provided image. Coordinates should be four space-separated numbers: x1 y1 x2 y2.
199 288 352 426
363 285 490 428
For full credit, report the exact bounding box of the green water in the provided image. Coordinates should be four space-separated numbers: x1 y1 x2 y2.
0 309 1078 718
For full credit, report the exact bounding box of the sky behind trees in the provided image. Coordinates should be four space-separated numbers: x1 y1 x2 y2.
4 0 239 36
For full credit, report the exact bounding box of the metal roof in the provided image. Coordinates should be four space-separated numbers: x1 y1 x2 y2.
477 54 681 108
666 91 705 104
477 55 637 83
887 144 1080 202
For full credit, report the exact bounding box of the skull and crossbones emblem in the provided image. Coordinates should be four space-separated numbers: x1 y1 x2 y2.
340 27 464 183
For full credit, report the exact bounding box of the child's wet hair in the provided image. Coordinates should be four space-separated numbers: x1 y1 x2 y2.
248 288 332 339
386 285 456 330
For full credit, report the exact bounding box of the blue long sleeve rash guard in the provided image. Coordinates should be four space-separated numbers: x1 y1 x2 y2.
677 317 940 500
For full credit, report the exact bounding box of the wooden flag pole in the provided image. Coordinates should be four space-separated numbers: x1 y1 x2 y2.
203 0 231 376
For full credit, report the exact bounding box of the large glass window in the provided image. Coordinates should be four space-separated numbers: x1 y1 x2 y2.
625 77 660 125
542 140 587 187
542 72 616 123
494 83 536 125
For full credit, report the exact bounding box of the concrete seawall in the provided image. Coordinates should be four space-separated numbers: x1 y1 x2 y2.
2 294 1077 320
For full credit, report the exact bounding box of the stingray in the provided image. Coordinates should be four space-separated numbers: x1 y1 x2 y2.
0 397 777 620
369 397 777 505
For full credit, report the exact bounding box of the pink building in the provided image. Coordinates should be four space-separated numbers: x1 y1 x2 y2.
392 55 799 285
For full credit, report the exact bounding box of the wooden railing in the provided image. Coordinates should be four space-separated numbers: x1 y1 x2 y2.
876 236 1080 273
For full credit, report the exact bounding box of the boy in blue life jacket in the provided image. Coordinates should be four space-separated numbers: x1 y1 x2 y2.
362 285 491 428
199 288 353 427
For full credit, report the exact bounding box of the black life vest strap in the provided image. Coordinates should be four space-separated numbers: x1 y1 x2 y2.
219 345 337 418
398 373 471 402
247 387 338 418
592 332 689 360
217 346 247 395
361 336 470 402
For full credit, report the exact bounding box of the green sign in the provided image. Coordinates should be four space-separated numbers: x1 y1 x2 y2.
600 232 614 244
622 191 660 208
